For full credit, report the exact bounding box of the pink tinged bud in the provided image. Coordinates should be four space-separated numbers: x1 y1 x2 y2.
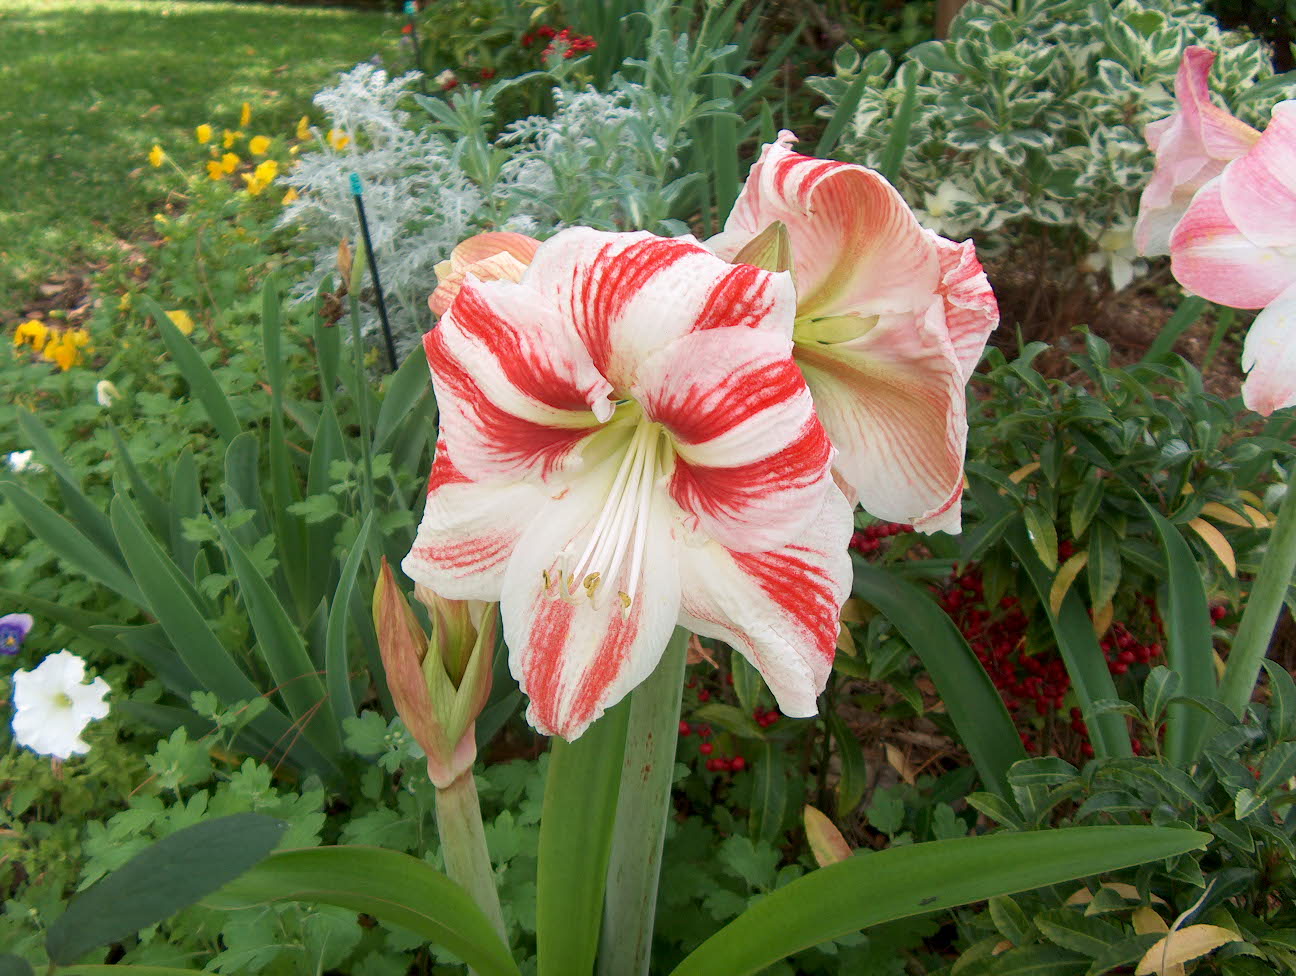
373 559 497 787
428 232 540 317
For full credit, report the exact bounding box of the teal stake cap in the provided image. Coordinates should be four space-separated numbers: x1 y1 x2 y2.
348 173 362 196
403 1 415 12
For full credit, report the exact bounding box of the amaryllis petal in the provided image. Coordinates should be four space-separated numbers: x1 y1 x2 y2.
635 326 833 551
796 299 967 535
429 277 614 482
710 130 939 320
1169 179 1296 309
402 441 544 601
523 228 795 392
929 233 999 383
500 462 682 740
429 232 539 317
1241 281 1296 416
1135 46 1260 256
1219 100 1296 249
679 485 853 718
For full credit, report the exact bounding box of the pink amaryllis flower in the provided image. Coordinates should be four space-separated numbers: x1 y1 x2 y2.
709 132 998 534
403 228 853 740
1135 46 1261 257
1169 100 1296 415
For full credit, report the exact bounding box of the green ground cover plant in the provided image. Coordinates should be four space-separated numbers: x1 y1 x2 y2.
0 0 399 314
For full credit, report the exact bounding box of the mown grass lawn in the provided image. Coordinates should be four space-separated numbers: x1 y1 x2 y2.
0 0 401 316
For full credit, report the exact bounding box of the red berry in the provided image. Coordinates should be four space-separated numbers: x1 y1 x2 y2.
678 721 691 736
697 689 711 703
730 756 746 772
1118 650 1135 665
725 673 734 686
1111 661 1129 675
1210 605 1227 622
1131 739 1143 755
698 725 712 739
1081 742 1095 758
685 679 697 689
704 758 721 772
700 742 714 756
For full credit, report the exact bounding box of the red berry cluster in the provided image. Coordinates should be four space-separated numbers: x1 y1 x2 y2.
1098 610 1164 677
850 521 916 556
753 706 781 729
679 720 746 773
521 25 598 59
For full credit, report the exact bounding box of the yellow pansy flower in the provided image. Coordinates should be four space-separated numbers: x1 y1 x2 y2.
165 310 195 336
206 160 224 180
253 159 278 184
328 128 350 151
281 187 300 205
296 115 311 141
13 319 48 348
195 123 213 144
239 102 252 127
148 144 165 167
42 329 90 371
249 135 271 155
222 129 239 148
241 173 268 196
118 293 132 312
221 152 240 174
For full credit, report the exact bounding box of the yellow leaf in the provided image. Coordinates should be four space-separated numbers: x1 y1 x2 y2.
1242 505 1271 528
1131 907 1169 935
885 743 917 785
1188 518 1237 576
1093 600 1114 638
1135 924 1241 975
803 805 852 867
836 621 857 658
1199 502 1254 528
1009 462 1041 484
1066 882 1168 910
840 598 869 624
1238 489 1265 508
1049 550 1088 615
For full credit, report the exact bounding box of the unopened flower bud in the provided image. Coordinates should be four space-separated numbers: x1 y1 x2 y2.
374 559 496 787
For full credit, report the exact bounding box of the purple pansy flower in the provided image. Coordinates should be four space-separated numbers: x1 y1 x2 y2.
0 614 34 656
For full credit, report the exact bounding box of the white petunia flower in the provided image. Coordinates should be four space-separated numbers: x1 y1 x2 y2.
95 380 121 408
11 651 111 759
6 450 44 473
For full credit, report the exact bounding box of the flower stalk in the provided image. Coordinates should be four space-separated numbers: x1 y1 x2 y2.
435 769 508 948
598 627 690 976
1219 469 1296 718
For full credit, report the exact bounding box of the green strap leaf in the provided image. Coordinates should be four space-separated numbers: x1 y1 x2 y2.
669 827 1208 976
209 846 520 976
46 814 287 966
0 954 33 976
1148 508 1217 764
140 293 241 442
537 703 630 976
325 512 374 731
853 561 1025 798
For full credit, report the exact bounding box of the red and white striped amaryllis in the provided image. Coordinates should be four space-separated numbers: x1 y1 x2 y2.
403 228 854 740
1168 100 1296 415
1134 46 1261 258
709 132 999 534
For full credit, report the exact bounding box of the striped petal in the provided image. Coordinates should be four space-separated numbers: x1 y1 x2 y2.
1241 281 1296 416
679 485 853 718
1170 179 1296 309
1135 46 1260 256
795 298 968 535
501 462 682 741
521 227 795 393
1219 100 1296 250
429 232 538 317
634 326 833 552
711 130 939 320
428 275 614 482
401 440 543 601
930 233 999 383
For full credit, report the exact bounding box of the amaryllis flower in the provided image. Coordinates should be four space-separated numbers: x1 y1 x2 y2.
709 131 999 534
1135 47 1260 257
428 232 539 317
0 613 33 655
11 650 110 758
404 228 853 740
1169 100 1296 415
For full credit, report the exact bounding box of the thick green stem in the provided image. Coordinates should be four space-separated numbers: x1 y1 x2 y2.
435 771 508 952
1220 472 1296 718
598 627 690 976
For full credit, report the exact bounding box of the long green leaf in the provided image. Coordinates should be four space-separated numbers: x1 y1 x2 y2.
1148 509 1217 764
1140 295 1207 364
60 967 206 975
537 703 630 976
15 407 80 485
107 422 171 540
208 846 520 976
324 512 374 732
0 481 145 606
46 814 287 965
669 826 1208 976
372 344 431 453
210 514 339 757
168 448 202 583
815 65 870 156
853 561 1024 798
141 294 241 442
876 65 919 184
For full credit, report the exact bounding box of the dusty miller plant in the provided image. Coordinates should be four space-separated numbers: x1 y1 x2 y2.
808 0 1296 293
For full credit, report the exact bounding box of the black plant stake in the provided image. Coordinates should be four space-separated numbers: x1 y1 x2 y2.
403 1 427 90
349 173 399 372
